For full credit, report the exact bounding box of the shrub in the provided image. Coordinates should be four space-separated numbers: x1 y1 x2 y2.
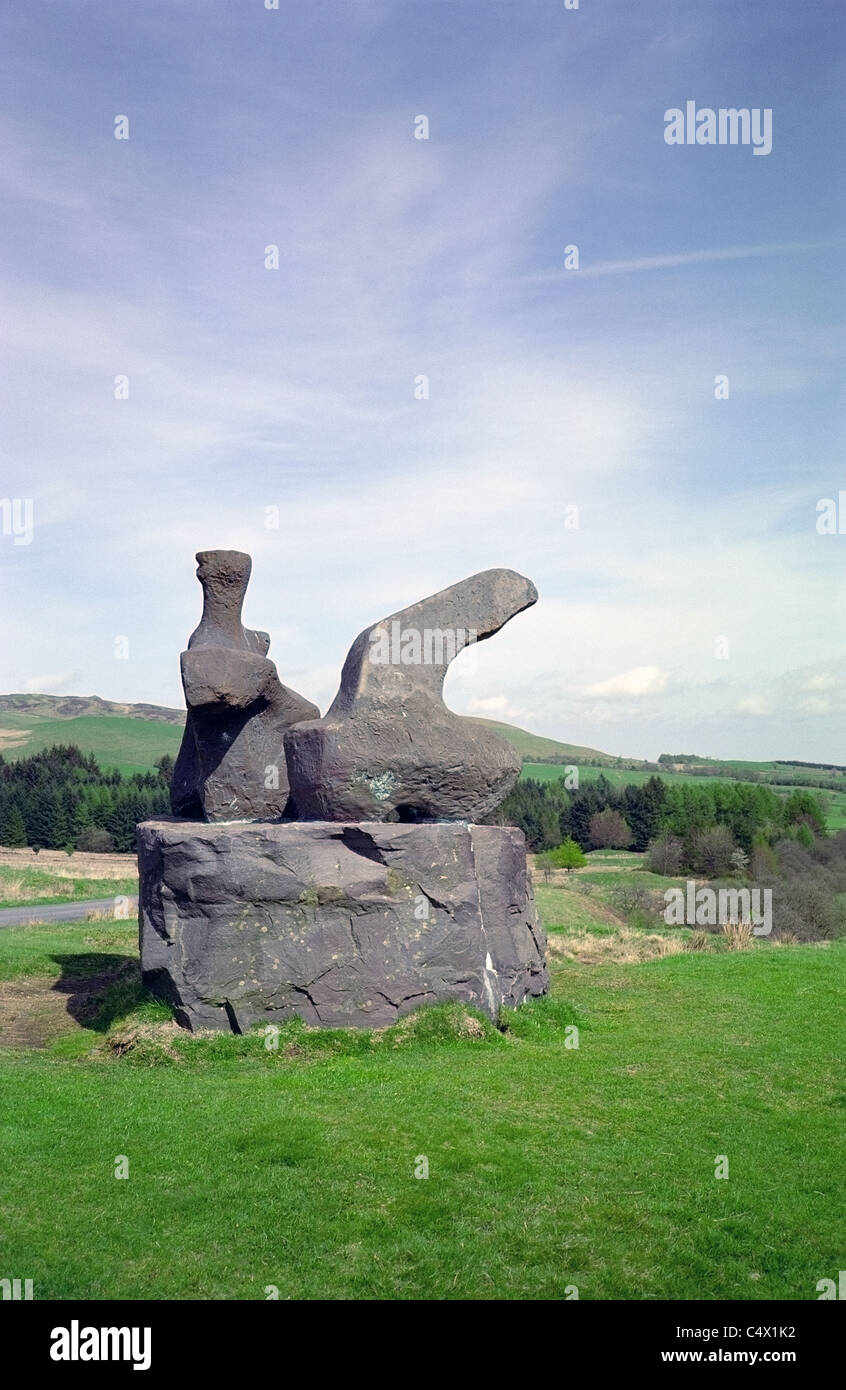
730 847 750 875
721 920 753 950
77 827 116 853
750 838 778 879
690 825 735 877
646 834 684 876
609 879 662 924
588 808 633 849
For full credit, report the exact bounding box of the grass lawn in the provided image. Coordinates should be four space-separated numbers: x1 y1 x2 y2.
825 790 846 831
0 863 138 911
0 882 843 1300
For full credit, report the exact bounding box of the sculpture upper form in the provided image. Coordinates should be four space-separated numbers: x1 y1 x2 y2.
170 550 318 821
284 568 537 822
171 554 537 825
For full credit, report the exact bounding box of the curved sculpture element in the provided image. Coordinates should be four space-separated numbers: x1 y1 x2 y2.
284 568 538 822
171 550 319 821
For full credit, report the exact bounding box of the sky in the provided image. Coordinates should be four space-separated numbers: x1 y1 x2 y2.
0 0 843 762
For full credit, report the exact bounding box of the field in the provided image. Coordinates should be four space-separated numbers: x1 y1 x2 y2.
0 851 843 1301
0 712 184 775
0 862 138 911
825 790 846 831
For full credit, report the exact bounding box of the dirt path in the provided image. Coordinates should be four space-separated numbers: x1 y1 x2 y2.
0 974 110 1048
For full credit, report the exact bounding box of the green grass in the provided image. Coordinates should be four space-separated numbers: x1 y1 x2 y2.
0 864 138 911
533 882 623 933
825 790 846 831
0 920 138 980
0 900 843 1300
0 713 183 774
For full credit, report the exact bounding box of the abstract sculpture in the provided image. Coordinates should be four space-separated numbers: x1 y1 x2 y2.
140 552 548 1031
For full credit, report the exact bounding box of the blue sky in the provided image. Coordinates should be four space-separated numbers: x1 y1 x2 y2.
0 0 843 760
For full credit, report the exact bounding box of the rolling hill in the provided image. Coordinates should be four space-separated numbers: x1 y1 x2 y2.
0 694 841 830
0 693 183 723
459 717 629 766
0 694 621 775
0 697 185 775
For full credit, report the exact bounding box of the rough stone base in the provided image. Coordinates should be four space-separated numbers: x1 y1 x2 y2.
137 819 548 1032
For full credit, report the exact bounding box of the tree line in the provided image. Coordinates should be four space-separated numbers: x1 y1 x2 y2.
494 773 826 858
0 745 829 864
0 746 172 853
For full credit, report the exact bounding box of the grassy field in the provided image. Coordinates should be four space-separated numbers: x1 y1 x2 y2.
0 864 138 911
0 852 843 1301
825 790 846 830
0 712 184 775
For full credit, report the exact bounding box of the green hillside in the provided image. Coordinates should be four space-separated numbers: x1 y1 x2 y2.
0 697 616 776
463 718 626 766
0 712 183 776
0 697 841 818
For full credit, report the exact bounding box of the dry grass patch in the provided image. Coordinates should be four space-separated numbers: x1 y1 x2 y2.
0 727 30 751
721 920 753 951
0 848 137 879
0 875 80 904
0 974 111 1049
547 926 691 965
104 1019 186 1060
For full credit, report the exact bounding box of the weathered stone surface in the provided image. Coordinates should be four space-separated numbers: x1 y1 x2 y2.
284 568 537 822
171 551 319 821
138 818 548 1032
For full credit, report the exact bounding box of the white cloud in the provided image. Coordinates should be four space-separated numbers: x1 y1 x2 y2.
584 666 670 698
466 696 510 714
22 671 80 694
737 695 770 716
800 697 832 716
521 241 830 283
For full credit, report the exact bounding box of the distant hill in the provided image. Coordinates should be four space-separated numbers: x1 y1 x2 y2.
0 693 184 724
0 696 185 776
0 694 624 776
461 718 636 767
1 697 838 819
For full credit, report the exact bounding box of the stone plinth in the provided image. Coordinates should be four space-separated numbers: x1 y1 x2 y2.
137 819 548 1032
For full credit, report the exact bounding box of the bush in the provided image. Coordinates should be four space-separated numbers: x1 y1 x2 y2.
588 809 633 849
609 879 662 924
750 838 778 879
730 847 750 875
690 825 735 877
77 827 116 853
646 834 684 876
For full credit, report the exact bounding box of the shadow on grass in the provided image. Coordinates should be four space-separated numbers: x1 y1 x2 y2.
50 953 150 1033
